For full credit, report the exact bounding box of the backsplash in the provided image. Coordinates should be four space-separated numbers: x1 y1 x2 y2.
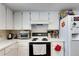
6 30 31 39
0 30 7 41
48 30 59 38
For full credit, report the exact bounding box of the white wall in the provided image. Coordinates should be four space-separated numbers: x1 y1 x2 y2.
0 30 7 41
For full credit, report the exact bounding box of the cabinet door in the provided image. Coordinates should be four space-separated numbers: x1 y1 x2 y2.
6 8 13 29
0 50 4 56
5 48 17 56
5 43 17 56
23 12 31 30
18 47 29 56
0 4 6 29
14 12 22 29
17 40 29 47
31 11 39 20
39 12 48 20
48 11 59 30
17 40 29 56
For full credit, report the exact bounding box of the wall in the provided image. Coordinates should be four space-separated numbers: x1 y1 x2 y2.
0 30 7 41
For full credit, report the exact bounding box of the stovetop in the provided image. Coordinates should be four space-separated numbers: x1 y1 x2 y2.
32 38 38 41
32 37 48 41
42 38 48 41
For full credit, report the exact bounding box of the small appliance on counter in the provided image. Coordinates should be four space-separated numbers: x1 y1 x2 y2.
7 33 14 40
17 30 30 39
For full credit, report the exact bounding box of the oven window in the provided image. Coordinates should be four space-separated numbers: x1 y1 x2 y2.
33 44 46 55
29 42 51 56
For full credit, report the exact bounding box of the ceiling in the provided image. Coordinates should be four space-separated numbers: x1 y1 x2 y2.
4 3 79 11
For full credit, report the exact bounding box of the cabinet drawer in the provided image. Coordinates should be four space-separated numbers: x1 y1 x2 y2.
0 49 4 56
17 40 27 42
17 42 29 47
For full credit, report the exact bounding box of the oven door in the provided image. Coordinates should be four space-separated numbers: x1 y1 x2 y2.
29 42 51 56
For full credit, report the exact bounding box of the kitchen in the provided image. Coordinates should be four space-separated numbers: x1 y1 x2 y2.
0 3 79 56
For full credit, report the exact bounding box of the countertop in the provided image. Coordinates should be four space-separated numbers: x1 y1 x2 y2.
0 39 31 51
0 40 17 51
0 38 64 51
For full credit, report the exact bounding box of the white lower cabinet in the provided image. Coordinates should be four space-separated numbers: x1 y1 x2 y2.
0 40 29 56
17 40 29 56
18 47 29 56
5 48 17 56
0 49 4 56
5 43 17 56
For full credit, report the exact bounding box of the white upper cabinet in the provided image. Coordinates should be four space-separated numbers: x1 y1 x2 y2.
17 40 29 56
31 11 39 20
48 11 59 30
39 11 48 24
6 8 13 29
23 12 31 30
0 4 6 29
31 11 39 24
31 11 48 24
14 12 22 30
39 12 48 20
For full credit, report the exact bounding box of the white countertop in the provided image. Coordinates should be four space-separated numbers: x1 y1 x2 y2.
0 38 64 51
0 39 31 51
0 40 17 51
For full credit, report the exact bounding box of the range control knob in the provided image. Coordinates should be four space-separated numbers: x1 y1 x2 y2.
54 44 61 52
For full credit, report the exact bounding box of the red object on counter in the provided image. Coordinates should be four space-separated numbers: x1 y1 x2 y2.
54 44 61 52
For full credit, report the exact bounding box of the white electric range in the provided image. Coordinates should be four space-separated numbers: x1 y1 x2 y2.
29 33 64 56
29 33 51 56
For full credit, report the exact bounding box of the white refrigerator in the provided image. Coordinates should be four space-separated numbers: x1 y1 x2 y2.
60 15 79 56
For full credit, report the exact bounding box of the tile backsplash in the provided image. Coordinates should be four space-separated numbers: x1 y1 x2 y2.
0 30 7 41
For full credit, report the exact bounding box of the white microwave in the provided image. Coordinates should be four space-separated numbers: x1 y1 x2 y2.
18 31 30 39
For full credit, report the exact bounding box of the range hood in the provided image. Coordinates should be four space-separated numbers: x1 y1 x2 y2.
31 24 48 33
31 20 48 24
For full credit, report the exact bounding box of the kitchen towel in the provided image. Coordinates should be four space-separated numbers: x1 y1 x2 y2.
33 44 46 55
